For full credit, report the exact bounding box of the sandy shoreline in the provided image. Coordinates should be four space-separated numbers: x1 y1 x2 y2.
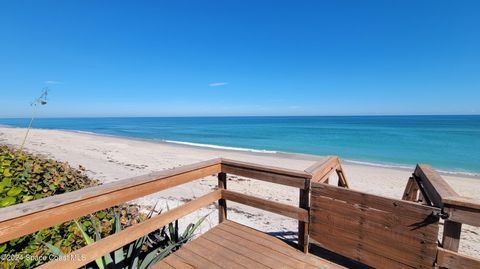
0 127 479 257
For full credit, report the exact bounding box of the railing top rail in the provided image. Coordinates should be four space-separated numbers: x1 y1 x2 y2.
0 158 222 223
304 156 340 183
443 195 480 227
220 158 313 179
414 164 459 208
443 196 480 210
304 156 338 173
220 158 314 189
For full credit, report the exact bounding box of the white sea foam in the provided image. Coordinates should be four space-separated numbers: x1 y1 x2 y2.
345 159 479 177
345 159 414 170
73 130 99 135
164 140 278 154
72 130 121 139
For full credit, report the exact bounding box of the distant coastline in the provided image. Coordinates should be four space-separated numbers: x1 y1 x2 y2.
1 125 479 179
162 139 480 178
0 115 479 176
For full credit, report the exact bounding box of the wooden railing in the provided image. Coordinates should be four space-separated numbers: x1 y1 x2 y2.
0 158 317 268
311 182 440 269
1 156 478 269
402 164 480 269
0 158 223 243
305 156 349 187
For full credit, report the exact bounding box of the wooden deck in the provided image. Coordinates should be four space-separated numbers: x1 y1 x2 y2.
1 157 479 268
154 220 342 269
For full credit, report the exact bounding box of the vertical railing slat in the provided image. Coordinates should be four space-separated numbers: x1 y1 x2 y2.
442 220 462 252
298 179 310 253
218 172 227 223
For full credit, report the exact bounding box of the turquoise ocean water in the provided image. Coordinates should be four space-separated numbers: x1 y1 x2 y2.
0 116 479 175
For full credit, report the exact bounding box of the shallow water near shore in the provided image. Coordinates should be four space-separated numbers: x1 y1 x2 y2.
0 115 479 174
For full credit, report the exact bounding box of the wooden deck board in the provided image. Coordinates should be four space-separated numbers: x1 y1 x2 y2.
163 257 194 269
222 221 341 268
155 261 175 269
210 228 308 268
203 230 296 269
157 220 343 269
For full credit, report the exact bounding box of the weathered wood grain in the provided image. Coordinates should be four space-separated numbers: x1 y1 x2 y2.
444 196 480 210
312 182 440 219
161 221 344 269
402 177 419 202
442 220 462 252
443 196 480 227
414 164 458 207
221 164 308 189
335 167 350 188
221 158 312 179
437 247 480 269
310 182 439 269
221 190 308 222
298 185 310 253
203 230 297 269
444 205 480 227
219 221 343 268
304 156 339 183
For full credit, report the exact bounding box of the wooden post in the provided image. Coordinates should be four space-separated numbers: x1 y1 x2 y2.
402 177 419 202
411 178 420 201
218 172 227 223
442 220 462 252
336 165 350 188
298 180 310 253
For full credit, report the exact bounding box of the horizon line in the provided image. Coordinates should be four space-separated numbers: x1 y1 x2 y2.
1 114 480 119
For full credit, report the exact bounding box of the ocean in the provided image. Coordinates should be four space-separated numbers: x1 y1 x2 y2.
0 116 479 175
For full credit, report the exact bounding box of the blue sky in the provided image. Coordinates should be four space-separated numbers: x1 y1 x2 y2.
1 1 479 117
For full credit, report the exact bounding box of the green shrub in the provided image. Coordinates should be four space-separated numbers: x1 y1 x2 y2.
0 145 98 205
0 145 146 268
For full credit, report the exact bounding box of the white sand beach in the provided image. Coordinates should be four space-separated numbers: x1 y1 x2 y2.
0 127 479 257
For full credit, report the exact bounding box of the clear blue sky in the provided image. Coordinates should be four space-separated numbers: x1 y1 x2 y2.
1 1 479 117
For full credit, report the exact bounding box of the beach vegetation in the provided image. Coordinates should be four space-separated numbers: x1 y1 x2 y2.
0 146 139 268
0 145 206 268
0 145 97 207
43 209 207 269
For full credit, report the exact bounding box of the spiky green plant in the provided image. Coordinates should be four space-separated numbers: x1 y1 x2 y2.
43 208 208 269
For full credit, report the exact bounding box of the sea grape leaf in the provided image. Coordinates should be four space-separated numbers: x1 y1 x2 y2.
3 168 12 177
0 197 16 207
22 195 34 203
7 187 23 197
